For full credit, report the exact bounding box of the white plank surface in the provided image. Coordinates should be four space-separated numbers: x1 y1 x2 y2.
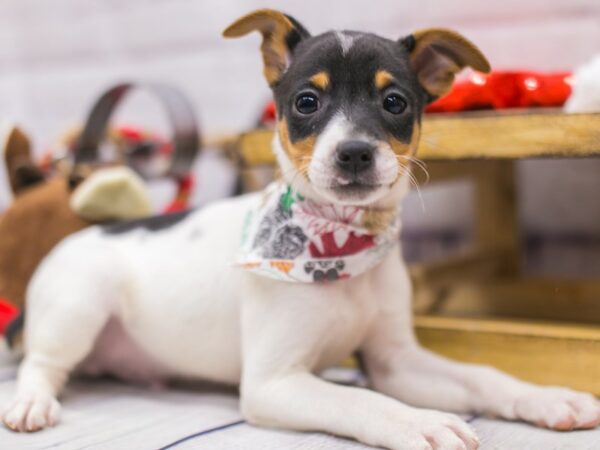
473 417 600 450
1 348 599 449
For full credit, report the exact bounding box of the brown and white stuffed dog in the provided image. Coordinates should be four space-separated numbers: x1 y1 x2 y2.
0 124 152 347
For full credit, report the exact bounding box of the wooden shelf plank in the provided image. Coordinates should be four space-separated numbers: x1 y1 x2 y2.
428 277 600 324
421 110 600 159
415 315 600 395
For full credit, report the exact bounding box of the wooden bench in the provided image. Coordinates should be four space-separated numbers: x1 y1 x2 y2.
218 109 600 394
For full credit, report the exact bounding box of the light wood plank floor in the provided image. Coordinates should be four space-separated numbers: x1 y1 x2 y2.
1 349 598 449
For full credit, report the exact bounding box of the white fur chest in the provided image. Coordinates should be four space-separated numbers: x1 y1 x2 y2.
240 263 387 376
313 277 382 370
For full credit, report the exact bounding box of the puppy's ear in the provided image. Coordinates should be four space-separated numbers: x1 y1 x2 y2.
2 125 45 195
401 29 490 99
223 9 310 86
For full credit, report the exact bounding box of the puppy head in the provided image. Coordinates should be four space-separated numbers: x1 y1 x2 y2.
224 10 490 206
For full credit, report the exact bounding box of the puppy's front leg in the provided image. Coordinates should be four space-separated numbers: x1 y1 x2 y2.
366 343 600 431
242 371 479 450
241 278 479 450
362 249 600 431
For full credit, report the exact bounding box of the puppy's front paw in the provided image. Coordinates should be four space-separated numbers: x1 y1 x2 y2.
398 410 479 450
514 387 600 431
2 393 61 432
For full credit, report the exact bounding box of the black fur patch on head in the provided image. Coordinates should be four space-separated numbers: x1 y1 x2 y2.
273 31 427 146
399 34 416 52
102 210 192 234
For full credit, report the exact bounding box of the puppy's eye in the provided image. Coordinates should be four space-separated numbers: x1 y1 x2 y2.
295 93 320 114
383 94 407 114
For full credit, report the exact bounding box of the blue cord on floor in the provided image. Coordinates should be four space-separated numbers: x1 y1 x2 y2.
157 419 246 449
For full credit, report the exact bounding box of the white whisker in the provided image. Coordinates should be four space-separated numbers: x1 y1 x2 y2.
402 167 425 212
396 154 429 185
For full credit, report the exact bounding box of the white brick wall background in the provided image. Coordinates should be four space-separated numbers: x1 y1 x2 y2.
1 0 599 236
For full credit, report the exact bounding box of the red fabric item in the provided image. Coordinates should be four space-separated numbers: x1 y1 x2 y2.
427 71 573 113
0 298 19 335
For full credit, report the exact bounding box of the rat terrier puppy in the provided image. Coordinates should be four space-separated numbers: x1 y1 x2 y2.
3 9 599 450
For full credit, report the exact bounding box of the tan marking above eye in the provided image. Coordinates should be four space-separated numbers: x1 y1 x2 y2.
277 119 316 174
309 71 330 90
374 70 394 90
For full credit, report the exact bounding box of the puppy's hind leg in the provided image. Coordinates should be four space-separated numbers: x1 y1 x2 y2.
2 241 127 432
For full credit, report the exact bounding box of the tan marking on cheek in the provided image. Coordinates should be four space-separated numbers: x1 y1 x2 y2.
389 138 411 157
277 119 316 174
389 123 421 158
374 70 394 90
410 123 421 154
310 71 330 90
390 123 421 181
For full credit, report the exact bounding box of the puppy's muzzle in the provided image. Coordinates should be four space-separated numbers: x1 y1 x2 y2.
335 140 375 175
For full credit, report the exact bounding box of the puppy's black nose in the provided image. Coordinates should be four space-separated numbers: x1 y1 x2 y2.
335 141 375 174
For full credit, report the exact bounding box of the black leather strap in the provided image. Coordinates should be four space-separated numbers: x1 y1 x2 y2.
72 82 200 178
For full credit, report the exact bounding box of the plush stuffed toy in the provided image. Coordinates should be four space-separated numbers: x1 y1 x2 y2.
0 125 153 343
0 125 87 337
425 70 573 112
0 81 200 347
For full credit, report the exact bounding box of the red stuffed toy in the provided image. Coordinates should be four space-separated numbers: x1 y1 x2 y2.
426 71 573 112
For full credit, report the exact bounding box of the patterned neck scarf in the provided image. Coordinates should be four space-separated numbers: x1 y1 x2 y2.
237 182 401 283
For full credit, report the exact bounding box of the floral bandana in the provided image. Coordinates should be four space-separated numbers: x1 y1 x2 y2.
237 182 401 283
